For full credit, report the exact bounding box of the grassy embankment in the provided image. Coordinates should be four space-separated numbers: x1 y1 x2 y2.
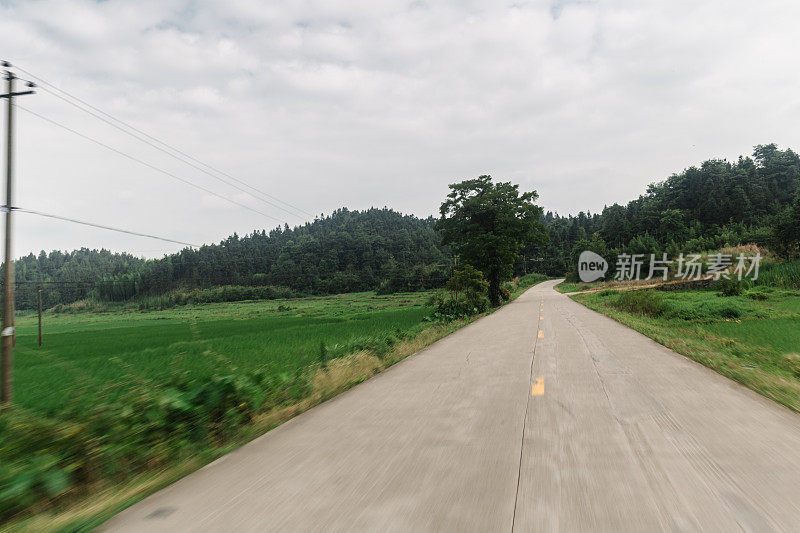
569 261 800 412
555 281 598 293
2 274 547 531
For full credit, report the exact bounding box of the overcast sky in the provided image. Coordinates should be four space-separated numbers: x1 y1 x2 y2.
2 0 799 258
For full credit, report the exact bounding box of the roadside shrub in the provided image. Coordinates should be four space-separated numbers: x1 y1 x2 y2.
608 290 666 317
427 266 491 321
0 368 311 522
446 265 488 298
0 413 86 520
426 289 490 321
716 277 743 297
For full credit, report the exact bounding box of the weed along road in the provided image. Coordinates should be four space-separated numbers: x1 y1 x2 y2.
103 280 800 532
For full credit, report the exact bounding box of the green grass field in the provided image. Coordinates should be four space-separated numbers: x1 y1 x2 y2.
572 287 800 411
13 292 431 415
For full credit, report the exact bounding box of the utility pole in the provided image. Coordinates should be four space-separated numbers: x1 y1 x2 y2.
37 285 42 347
1 62 34 406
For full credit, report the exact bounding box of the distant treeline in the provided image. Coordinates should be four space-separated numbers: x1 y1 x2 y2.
9 208 455 309
532 144 800 277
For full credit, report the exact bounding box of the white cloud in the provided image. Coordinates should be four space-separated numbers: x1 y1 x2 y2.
2 0 800 256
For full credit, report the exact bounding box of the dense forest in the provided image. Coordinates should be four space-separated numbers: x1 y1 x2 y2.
533 144 800 278
7 143 800 309
10 208 452 309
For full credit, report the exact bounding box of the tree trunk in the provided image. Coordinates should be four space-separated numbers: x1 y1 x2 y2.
488 273 501 307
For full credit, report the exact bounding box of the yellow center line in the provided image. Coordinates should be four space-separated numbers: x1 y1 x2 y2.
531 378 544 396
538 330 544 338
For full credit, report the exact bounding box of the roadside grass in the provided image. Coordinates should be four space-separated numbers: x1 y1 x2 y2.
2 280 546 531
573 288 800 412
554 279 659 294
554 281 598 293
506 273 550 295
748 260 800 290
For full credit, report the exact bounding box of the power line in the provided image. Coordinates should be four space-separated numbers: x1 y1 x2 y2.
18 280 141 285
17 207 201 247
35 85 308 220
16 105 286 224
11 63 314 218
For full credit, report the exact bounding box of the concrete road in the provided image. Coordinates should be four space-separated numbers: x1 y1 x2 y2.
103 280 800 532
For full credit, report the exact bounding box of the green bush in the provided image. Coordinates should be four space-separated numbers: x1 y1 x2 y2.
716 277 743 297
0 414 85 519
426 289 490 321
426 266 491 321
0 368 311 522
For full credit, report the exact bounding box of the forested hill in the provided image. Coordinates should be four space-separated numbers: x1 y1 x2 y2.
138 208 450 295
536 144 800 276
13 208 451 309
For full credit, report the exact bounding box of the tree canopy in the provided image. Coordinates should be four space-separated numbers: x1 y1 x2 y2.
436 175 547 305
533 144 800 279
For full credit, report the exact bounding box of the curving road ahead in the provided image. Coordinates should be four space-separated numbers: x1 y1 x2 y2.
103 280 800 532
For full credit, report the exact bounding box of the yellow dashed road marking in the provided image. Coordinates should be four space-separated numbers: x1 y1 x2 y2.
531 378 544 396
538 330 544 338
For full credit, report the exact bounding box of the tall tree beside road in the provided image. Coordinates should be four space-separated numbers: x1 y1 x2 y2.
776 192 800 256
437 175 547 306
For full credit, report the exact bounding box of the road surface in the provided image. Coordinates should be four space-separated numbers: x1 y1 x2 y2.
103 280 800 532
